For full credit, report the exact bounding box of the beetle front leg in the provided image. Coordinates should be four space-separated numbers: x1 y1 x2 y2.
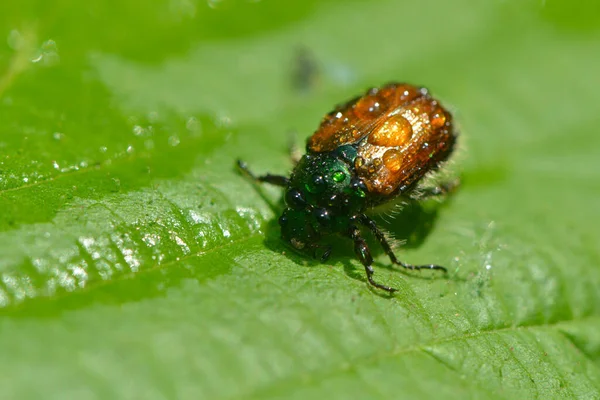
349 226 397 293
236 160 290 187
418 178 460 199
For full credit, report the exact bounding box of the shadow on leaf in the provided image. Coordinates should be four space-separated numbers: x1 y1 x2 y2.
261 192 462 290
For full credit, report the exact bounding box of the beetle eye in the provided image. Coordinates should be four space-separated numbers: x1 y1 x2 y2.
285 188 306 209
305 174 325 193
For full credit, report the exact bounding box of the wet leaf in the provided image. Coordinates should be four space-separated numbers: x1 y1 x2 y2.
1 0 599 398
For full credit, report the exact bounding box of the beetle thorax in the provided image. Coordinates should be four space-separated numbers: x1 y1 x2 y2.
278 150 368 251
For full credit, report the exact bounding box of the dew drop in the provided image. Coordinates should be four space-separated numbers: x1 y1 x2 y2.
383 149 403 173
431 112 446 128
186 116 202 134
31 39 60 66
368 114 413 147
168 135 180 147
133 125 145 136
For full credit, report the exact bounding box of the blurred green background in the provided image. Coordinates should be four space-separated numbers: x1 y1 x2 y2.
1 0 600 398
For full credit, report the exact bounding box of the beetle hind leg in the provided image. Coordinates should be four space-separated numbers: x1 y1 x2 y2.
349 226 397 293
416 177 460 200
359 214 447 273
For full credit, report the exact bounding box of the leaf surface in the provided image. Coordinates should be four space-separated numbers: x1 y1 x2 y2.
1 0 600 398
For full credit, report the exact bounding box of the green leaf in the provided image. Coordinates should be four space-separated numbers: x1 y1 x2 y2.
1 0 600 398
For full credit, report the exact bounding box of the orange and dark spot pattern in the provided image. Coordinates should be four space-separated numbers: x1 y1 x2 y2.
307 83 456 196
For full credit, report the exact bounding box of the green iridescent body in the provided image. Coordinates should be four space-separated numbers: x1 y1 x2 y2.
279 145 367 252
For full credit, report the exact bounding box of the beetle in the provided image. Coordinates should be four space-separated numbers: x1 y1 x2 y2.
237 82 457 292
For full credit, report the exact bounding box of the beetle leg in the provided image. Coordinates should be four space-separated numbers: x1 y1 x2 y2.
359 214 447 273
320 245 332 262
349 226 397 293
236 160 289 187
418 178 460 199
310 244 332 262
